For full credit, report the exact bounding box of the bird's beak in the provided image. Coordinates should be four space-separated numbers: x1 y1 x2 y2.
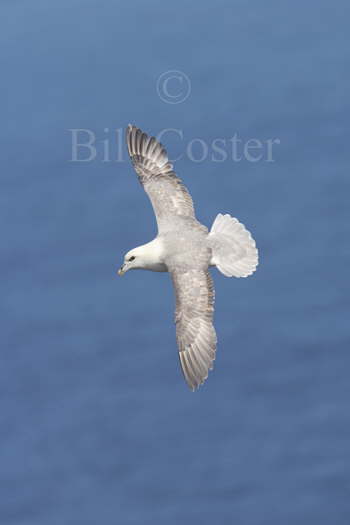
117 264 126 276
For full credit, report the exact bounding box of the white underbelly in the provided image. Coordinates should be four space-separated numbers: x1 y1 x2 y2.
149 262 168 272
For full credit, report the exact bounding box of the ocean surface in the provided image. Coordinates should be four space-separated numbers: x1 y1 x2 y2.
1 1 349 523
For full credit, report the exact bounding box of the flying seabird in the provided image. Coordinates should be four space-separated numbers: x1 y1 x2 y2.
118 125 258 390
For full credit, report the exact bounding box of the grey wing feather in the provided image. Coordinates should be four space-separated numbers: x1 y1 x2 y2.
126 125 196 232
171 269 217 391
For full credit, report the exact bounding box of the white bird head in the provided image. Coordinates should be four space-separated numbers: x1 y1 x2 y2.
118 241 164 275
118 247 143 275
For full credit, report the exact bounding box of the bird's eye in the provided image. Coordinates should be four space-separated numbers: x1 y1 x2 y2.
129 256 135 262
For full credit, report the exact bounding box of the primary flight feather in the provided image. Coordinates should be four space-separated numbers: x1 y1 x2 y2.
118 125 258 391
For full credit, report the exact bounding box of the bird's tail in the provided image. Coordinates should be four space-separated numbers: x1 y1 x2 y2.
208 213 258 277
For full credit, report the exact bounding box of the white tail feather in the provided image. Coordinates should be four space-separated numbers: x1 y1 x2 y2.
208 213 258 278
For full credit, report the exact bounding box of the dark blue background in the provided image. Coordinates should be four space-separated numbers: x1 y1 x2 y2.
1 1 349 523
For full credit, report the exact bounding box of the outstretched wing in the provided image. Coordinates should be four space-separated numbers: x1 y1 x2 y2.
126 125 195 232
171 269 217 391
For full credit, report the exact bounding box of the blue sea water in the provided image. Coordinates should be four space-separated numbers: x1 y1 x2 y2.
1 1 349 523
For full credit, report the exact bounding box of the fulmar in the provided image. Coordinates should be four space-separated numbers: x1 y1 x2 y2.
118 125 258 391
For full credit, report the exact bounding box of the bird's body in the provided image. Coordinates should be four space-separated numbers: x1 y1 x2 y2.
118 125 258 390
